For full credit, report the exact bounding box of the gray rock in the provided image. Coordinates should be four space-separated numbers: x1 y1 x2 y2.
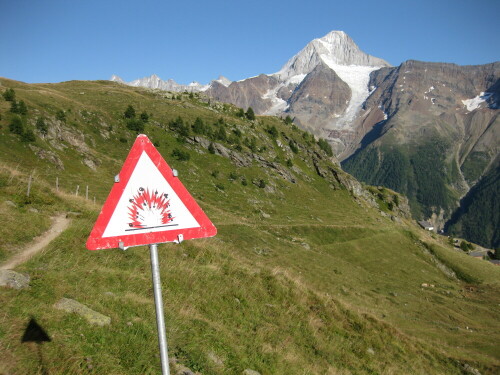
0 270 30 289
391 215 402 223
4 200 17 208
243 370 261 375
54 298 111 326
207 351 224 367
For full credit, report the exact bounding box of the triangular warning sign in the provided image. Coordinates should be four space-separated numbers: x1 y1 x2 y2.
86 135 216 250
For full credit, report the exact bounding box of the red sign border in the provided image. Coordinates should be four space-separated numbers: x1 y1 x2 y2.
86 134 216 250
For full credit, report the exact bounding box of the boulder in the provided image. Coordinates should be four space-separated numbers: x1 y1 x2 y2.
54 298 111 326
0 270 30 289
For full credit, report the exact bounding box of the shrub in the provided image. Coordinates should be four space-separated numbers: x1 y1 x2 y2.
236 108 245 118
171 148 190 161
266 125 278 139
318 138 333 157
21 129 36 142
258 179 266 188
2 88 15 101
286 159 293 168
245 107 255 121
289 140 299 154
56 110 66 122
36 117 48 135
169 116 190 137
140 111 149 122
17 100 28 115
126 119 145 132
124 105 136 119
9 116 23 135
192 117 205 134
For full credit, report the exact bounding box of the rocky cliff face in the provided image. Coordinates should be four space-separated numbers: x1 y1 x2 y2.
342 61 500 229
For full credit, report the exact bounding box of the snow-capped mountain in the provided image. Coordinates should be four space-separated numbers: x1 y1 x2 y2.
111 74 232 92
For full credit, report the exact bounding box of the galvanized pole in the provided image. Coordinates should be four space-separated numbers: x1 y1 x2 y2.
149 243 170 375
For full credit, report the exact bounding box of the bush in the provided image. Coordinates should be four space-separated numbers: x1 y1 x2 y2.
140 111 149 122
171 148 190 161
169 116 190 137
9 116 23 135
215 183 225 191
236 108 245 118
258 179 266 188
2 88 15 101
36 117 48 135
318 138 333 157
267 125 278 139
56 110 66 122
10 101 18 113
289 140 299 154
17 100 28 115
245 107 255 121
126 119 145 132
284 115 293 125
192 117 206 134
124 105 136 119
21 129 36 142
286 159 293 168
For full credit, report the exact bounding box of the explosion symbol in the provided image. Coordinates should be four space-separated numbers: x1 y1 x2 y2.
127 187 174 229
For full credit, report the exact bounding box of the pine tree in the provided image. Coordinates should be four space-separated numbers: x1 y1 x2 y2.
245 107 255 121
18 100 28 115
9 116 24 135
124 105 136 119
140 111 149 122
2 88 15 101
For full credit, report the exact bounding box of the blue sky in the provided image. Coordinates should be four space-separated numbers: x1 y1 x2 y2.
1 0 499 84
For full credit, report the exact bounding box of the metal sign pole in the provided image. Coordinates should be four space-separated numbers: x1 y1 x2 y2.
149 243 170 375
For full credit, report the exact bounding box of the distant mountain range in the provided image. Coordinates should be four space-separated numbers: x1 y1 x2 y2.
111 31 500 247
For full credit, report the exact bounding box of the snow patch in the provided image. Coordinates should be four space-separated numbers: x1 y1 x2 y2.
462 92 492 112
318 57 379 129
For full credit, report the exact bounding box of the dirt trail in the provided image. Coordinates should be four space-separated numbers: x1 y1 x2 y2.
0 213 71 270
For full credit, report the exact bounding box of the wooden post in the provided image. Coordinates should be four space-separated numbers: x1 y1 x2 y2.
75 185 79 196
86 185 89 200
56 177 59 192
27 173 33 197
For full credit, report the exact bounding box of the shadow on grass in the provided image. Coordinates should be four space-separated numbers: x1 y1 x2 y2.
21 318 51 375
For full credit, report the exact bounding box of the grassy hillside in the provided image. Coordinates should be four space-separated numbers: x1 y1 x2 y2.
0 78 499 375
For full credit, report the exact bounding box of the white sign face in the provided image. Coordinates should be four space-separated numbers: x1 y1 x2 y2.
102 151 200 238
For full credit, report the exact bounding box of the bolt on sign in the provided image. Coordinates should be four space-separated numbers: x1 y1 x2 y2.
86 134 216 375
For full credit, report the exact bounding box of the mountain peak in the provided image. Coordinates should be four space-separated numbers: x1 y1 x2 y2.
277 30 390 81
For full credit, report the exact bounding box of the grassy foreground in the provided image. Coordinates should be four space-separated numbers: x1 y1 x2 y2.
0 78 499 374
